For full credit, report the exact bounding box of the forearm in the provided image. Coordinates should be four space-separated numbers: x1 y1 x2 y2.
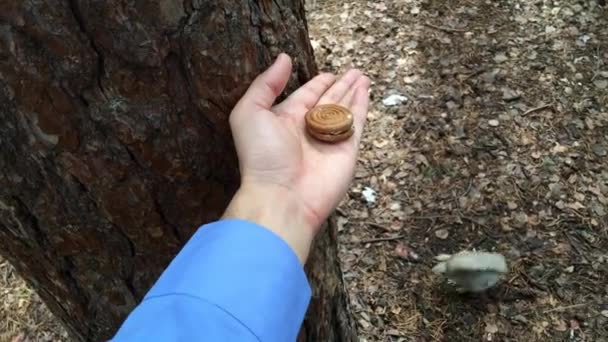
222 181 317 263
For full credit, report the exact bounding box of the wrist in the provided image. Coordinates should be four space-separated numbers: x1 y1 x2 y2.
221 181 315 264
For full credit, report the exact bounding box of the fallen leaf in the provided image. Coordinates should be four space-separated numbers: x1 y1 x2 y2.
569 319 580 330
554 319 567 332
11 334 26 342
485 322 499 334
507 201 518 210
373 139 389 148
358 318 371 330
552 143 568 153
386 329 401 336
394 243 420 261
337 216 348 232
512 315 528 323
565 202 585 210
494 52 508 63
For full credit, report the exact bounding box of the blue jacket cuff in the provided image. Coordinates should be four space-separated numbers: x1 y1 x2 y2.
142 218 312 341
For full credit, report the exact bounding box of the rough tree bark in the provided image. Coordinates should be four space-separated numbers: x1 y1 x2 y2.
0 1 356 341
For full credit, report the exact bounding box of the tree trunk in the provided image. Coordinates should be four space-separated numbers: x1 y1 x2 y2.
299 217 358 342
0 1 355 341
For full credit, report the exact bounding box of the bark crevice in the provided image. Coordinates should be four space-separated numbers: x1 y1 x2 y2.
67 0 106 96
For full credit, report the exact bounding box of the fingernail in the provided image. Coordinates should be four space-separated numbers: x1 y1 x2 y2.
276 53 290 63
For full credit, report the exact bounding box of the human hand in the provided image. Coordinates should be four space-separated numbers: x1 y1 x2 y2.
223 53 370 262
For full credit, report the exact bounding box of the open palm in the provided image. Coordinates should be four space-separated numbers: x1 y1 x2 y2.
229 53 370 233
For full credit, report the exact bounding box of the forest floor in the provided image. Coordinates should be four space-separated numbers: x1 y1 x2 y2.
2 0 607 341
307 0 607 341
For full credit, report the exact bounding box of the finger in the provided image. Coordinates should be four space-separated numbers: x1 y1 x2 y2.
274 72 336 114
339 75 367 108
233 53 292 113
317 69 362 105
350 77 371 143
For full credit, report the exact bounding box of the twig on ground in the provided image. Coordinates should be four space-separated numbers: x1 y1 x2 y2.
460 68 486 81
359 235 404 244
460 179 474 197
563 231 590 263
543 303 590 314
423 22 467 33
366 221 393 232
522 103 552 116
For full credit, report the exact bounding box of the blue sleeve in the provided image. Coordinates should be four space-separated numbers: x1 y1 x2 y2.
110 219 312 342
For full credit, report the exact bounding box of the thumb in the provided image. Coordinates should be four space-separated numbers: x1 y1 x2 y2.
234 53 292 112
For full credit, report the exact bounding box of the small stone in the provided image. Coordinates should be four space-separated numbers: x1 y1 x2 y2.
363 35 376 44
600 71 608 78
446 101 459 110
555 273 568 286
549 183 563 197
507 201 518 210
482 70 498 84
592 144 607 157
601 310 608 318
502 87 521 101
344 41 356 52
565 265 575 273
564 87 573 95
513 211 528 227
435 229 449 239
594 79 608 89
574 73 584 80
591 202 605 216
485 323 499 334
403 75 417 84
488 119 500 127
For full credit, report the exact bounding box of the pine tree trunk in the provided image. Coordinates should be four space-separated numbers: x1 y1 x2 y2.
0 1 355 340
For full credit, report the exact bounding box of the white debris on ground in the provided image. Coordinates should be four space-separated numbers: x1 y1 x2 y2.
381 94 408 106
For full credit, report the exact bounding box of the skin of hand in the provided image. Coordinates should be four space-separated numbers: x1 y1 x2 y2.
222 53 371 263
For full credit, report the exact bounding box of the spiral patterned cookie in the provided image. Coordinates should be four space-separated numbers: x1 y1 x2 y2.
304 104 354 143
